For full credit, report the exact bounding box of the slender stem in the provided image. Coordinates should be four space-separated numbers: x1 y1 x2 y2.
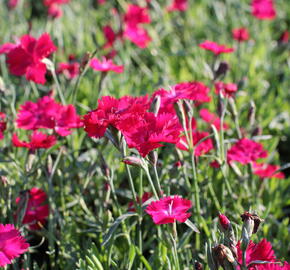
51 68 66 105
143 165 159 199
153 163 162 196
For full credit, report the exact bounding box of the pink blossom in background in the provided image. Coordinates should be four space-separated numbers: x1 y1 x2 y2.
176 130 213 156
199 108 229 131
218 213 231 231
12 131 57 150
215 82 238 98
251 0 276 20
0 33 57 84
98 0 106 4
0 224 29 267
253 163 285 179
199 40 234 55
232 28 250 42
48 4 63 18
146 196 191 224
0 113 7 140
279 31 289 43
128 192 152 212
57 61 80 79
124 26 151 49
152 81 211 114
16 96 82 136
8 0 19 9
103 25 117 49
167 0 188 12
90 57 124 73
227 138 268 165
15 188 49 230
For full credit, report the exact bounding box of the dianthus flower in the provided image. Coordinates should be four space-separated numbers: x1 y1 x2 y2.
167 0 188 12
121 112 182 157
0 224 29 267
218 213 231 231
128 192 152 212
12 131 57 150
83 95 150 138
103 25 117 49
232 28 250 42
8 0 19 9
90 57 124 73
253 163 285 179
215 82 238 98
176 130 213 156
124 26 151 48
15 188 49 230
152 81 211 114
0 33 57 84
146 196 191 224
199 40 234 55
236 239 276 269
57 61 79 79
16 95 82 136
0 113 7 140
227 138 268 165
251 0 276 20
199 108 229 131
258 263 290 270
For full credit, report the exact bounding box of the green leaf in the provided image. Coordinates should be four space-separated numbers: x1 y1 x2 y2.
184 219 200 233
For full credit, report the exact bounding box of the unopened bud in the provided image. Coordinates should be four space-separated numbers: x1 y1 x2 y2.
248 101 256 127
123 156 143 167
212 244 237 270
183 99 194 118
47 155 53 175
218 213 231 232
214 61 230 80
241 212 263 235
99 154 110 178
148 151 158 167
150 95 161 116
241 226 250 251
251 126 263 137
194 261 203 270
80 52 90 70
26 151 36 172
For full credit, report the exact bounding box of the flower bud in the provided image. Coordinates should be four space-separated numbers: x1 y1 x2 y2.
123 156 143 167
241 212 263 236
148 151 158 167
214 61 230 80
149 95 161 116
241 226 250 252
212 244 237 270
194 261 203 270
248 101 256 127
218 213 231 232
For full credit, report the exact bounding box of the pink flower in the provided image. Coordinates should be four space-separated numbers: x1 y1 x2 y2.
199 108 229 131
218 213 231 231
210 160 220 168
199 40 234 55
253 163 285 179
0 113 7 140
215 82 238 98
16 96 82 136
8 0 19 9
90 57 124 73
0 43 17 54
257 263 290 270
167 0 188 12
48 4 63 18
124 4 151 28
227 138 268 165
83 95 150 138
237 239 276 269
15 188 49 230
103 25 117 49
279 31 289 44
146 196 191 225
43 0 70 6
251 0 276 20
124 26 151 48
0 224 29 267
232 28 250 42
176 130 213 156
12 131 57 150
121 112 182 157
0 33 57 84
57 61 80 79
152 81 211 114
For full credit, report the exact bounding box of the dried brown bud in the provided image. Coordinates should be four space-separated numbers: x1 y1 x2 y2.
194 261 203 270
212 244 237 270
214 61 230 80
241 212 263 235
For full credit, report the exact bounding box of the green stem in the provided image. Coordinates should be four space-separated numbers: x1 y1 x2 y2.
51 67 66 105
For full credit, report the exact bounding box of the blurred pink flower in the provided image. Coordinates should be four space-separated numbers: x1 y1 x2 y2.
90 57 124 73
199 108 229 131
253 163 285 179
232 28 250 42
146 196 191 224
16 188 49 230
227 138 268 165
215 82 238 98
0 224 29 267
0 113 7 140
167 0 188 12
8 0 19 9
103 25 117 49
251 0 276 20
124 26 151 49
57 61 80 79
199 40 234 55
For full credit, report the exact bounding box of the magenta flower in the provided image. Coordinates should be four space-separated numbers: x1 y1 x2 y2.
199 108 229 131
124 26 151 49
0 113 7 140
232 28 250 42
103 25 117 49
57 61 80 79
251 0 276 20
0 33 57 84
218 213 231 231
15 188 49 230
12 131 57 150
227 138 268 165
8 0 19 9
215 82 238 98
0 224 29 267
253 163 285 179
199 40 234 55
167 0 188 12
90 57 124 73
146 196 191 224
